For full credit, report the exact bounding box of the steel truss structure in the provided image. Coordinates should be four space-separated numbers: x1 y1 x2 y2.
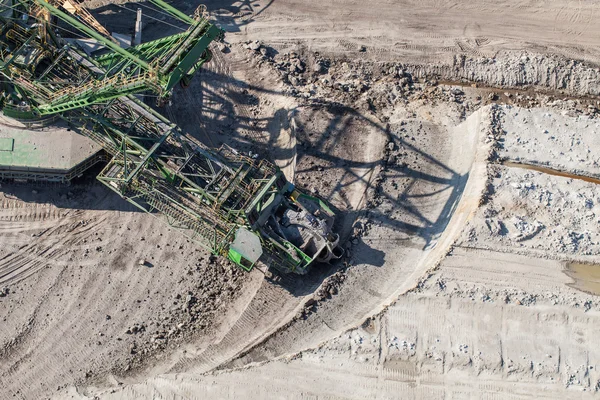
0 0 342 274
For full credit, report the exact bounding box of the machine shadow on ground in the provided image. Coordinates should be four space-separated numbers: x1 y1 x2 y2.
84 0 469 258
181 67 466 251
0 162 140 213
85 0 467 263
166 66 467 295
0 59 464 296
203 0 275 32
293 107 465 250
88 0 274 37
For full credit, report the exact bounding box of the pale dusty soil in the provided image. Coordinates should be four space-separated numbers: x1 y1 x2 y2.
86 107 600 398
461 164 600 257
0 183 257 398
2 1 600 399
211 0 600 63
498 106 600 176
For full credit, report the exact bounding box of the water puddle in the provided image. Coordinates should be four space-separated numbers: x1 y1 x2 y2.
502 161 600 185
564 262 600 296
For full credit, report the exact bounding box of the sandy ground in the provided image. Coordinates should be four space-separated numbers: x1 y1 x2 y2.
211 0 600 63
1 1 600 399
498 106 600 176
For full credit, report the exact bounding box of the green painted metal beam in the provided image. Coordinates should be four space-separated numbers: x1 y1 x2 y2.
159 18 209 74
35 78 159 115
165 26 220 90
81 104 217 201
125 129 172 183
94 32 188 66
0 32 35 72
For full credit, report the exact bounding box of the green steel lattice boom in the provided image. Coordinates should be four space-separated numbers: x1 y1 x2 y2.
0 0 343 274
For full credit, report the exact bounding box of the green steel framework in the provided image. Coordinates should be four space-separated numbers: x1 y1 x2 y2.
2 0 221 117
0 0 342 274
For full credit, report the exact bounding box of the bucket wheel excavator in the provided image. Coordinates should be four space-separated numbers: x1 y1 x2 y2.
0 0 343 274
